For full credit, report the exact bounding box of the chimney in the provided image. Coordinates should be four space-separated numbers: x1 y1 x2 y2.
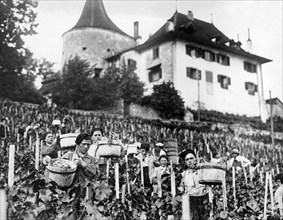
247 28 253 53
187 10 194 21
134 21 140 40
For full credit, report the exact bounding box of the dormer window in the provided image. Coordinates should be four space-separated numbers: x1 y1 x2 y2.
153 47 159 60
244 61 257 73
245 82 258 95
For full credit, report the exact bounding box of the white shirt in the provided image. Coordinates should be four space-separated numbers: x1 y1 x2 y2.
228 155 251 171
181 169 208 196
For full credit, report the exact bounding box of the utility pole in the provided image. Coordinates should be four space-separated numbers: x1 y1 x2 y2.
197 72 200 122
269 91 275 158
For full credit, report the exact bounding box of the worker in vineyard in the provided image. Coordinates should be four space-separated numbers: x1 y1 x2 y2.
136 143 156 187
179 149 209 220
151 142 167 162
87 127 106 173
275 173 283 216
41 131 60 162
227 149 251 171
62 133 98 181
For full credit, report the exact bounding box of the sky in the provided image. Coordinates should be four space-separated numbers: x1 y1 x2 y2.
24 0 283 101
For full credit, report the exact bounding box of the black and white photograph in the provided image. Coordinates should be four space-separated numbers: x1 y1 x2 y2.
0 0 282 219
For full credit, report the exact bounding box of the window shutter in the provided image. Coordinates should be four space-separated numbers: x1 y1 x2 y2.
211 52 216 62
149 72 153 82
197 48 203 58
186 67 190 77
227 57 230 66
217 75 221 83
245 82 248 90
198 70 201 80
228 77 231 85
159 68 162 79
255 84 258 92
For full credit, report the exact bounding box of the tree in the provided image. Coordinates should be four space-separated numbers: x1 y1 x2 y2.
142 82 185 120
52 56 94 109
0 0 42 103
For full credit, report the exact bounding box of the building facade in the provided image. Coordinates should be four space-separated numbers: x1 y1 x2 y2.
62 0 271 121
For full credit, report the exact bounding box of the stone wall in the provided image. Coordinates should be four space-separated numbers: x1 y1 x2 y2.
128 103 160 120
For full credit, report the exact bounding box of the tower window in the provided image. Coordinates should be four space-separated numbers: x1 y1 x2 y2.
153 47 159 60
94 68 102 78
82 47 87 50
148 64 162 82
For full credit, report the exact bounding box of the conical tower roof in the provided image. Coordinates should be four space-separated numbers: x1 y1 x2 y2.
72 0 131 38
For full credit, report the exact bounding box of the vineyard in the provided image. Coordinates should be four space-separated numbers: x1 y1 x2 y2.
0 98 282 220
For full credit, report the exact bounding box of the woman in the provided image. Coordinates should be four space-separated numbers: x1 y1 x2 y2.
152 155 171 195
180 149 209 220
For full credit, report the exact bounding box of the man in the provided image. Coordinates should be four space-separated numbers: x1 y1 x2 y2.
151 142 167 159
41 131 60 159
62 133 98 181
227 149 251 171
88 128 103 157
275 173 283 216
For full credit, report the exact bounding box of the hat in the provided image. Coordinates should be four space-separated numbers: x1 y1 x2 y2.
231 149 240 155
75 133 91 145
140 143 150 152
179 149 196 160
159 155 169 162
155 142 164 147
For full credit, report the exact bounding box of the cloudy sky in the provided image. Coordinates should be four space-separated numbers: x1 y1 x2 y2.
24 0 282 101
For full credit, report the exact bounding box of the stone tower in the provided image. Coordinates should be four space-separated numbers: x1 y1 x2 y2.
62 0 136 74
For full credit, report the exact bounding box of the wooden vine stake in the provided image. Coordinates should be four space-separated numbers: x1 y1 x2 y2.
106 158 111 179
0 190 7 220
269 172 274 215
115 163 119 199
35 132 40 170
182 194 190 220
263 172 269 220
8 145 15 188
140 158 144 187
241 161 248 184
208 187 213 219
125 155 131 194
170 160 176 197
121 184 126 204
232 166 236 206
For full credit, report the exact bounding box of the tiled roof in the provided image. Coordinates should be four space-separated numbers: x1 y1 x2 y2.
266 98 283 106
135 12 271 64
70 0 133 38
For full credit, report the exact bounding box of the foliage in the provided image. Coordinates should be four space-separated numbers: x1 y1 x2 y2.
52 56 95 109
52 59 144 110
0 0 45 104
142 82 185 120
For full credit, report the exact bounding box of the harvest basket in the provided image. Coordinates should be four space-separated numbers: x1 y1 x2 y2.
47 158 77 187
164 138 178 165
198 163 226 185
96 139 121 158
59 133 78 149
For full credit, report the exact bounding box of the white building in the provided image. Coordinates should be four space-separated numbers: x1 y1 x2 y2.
61 0 272 121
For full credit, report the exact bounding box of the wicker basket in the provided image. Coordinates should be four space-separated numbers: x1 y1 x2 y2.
60 133 78 149
47 158 77 187
198 163 226 185
96 139 121 158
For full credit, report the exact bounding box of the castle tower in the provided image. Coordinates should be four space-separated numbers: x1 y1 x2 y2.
62 0 136 74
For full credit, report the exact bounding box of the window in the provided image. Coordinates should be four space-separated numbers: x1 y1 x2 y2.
217 54 230 66
245 82 258 95
127 59 137 68
186 67 201 80
205 71 213 83
217 75 231 89
244 61 257 73
94 68 102 78
185 45 203 58
203 50 215 62
149 64 162 82
153 47 159 60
